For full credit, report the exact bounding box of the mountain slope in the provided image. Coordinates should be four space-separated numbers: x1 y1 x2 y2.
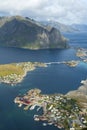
0 16 68 49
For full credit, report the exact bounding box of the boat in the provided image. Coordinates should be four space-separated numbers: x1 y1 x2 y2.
43 123 47 126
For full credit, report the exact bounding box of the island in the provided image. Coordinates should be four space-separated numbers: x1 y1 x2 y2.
0 62 47 85
64 60 80 67
76 48 87 60
14 88 87 130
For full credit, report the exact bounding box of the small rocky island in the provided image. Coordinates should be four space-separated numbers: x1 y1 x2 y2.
64 60 80 67
14 88 87 130
76 48 87 58
0 62 47 85
76 48 87 61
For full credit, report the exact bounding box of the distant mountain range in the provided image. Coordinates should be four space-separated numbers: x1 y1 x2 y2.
40 20 78 33
72 24 87 31
0 16 68 50
40 20 87 32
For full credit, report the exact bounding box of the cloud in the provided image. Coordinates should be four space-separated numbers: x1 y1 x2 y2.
0 0 87 24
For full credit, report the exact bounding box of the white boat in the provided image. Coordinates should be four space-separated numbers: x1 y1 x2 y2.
43 123 47 126
30 105 36 110
18 104 22 107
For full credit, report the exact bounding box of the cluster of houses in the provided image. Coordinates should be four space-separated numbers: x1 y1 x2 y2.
14 89 87 130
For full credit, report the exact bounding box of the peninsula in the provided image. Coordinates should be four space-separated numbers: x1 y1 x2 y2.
14 88 87 130
0 62 47 85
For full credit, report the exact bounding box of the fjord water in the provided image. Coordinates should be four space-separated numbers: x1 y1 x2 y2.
0 32 87 130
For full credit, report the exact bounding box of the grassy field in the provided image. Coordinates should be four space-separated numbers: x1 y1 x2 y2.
0 62 46 85
0 63 24 77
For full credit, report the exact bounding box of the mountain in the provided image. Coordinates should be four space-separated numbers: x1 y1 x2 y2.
72 24 87 31
40 20 78 33
0 16 68 50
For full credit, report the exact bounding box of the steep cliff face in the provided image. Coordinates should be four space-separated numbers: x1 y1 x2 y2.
0 16 68 49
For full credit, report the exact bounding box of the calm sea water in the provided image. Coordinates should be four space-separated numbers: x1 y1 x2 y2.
0 32 87 130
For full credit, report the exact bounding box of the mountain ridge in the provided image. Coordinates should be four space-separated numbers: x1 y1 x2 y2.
72 24 87 31
0 16 68 50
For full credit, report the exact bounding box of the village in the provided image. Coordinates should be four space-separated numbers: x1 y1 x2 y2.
14 89 87 130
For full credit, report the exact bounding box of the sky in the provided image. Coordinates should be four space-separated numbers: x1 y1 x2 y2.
0 0 87 24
